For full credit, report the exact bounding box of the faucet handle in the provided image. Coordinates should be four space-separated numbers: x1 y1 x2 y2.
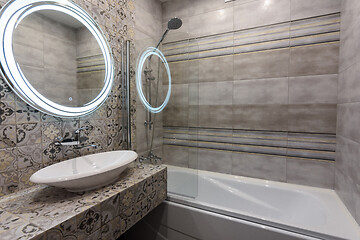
55 132 70 142
74 126 89 135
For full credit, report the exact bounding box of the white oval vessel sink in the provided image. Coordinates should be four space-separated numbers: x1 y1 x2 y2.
30 150 138 192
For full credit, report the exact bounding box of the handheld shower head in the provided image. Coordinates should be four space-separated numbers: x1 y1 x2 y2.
154 17 183 50
168 17 182 30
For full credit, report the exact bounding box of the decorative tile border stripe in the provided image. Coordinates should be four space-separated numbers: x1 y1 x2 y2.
164 127 336 161
163 13 340 62
0 164 167 240
77 54 106 73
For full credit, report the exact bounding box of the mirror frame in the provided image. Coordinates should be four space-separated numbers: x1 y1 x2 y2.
0 0 114 118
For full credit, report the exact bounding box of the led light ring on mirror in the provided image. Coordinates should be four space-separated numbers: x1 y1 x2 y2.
136 47 171 114
0 0 114 118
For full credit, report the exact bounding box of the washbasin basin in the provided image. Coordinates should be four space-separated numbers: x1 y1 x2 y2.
30 150 138 192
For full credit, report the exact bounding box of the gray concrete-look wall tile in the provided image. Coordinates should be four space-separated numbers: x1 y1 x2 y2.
287 158 335 188
42 15 76 43
189 83 199 106
43 35 77 73
234 48 290 80
163 105 189 127
289 74 338 104
355 184 360 224
338 61 360 104
199 81 233 106
166 62 186 85
335 168 356 216
290 0 341 21
13 24 44 51
199 105 233 129
188 106 200 128
233 104 288 131
163 145 189 167
234 0 290 30
233 78 288 105
189 7 234 38
189 0 234 16
168 84 189 106
162 0 192 21
197 148 232 174
288 104 337 133
289 43 339 77
134 0 162 22
335 0 360 224
340 0 360 33
17 12 43 31
232 152 287 182
13 43 44 69
339 16 358 72
337 103 360 143
336 135 360 185
183 59 200 84
198 55 234 83
20 66 45 91
135 3 162 39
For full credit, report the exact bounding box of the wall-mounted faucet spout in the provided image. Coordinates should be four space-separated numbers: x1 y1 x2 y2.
54 127 90 147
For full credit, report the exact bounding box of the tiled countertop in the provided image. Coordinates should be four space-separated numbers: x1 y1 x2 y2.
0 164 167 240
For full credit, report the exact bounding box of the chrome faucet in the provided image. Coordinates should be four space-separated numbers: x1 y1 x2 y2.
54 127 90 147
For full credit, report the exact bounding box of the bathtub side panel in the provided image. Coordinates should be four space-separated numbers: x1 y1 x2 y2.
124 201 321 240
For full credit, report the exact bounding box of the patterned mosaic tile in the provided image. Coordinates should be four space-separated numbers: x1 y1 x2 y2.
16 144 42 169
42 142 63 165
40 113 62 123
0 210 43 240
18 167 39 190
16 123 42 147
80 119 107 137
0 77 14 102
0 148 17 173
120 206 135 234
15 101 40 124
42 217 77 240
100 192 120 225
0 101 15 125
87 134 107 152
42 122 62 144
0 171 18 196
76 204 102 239
0 125 16 149
101 215 121 239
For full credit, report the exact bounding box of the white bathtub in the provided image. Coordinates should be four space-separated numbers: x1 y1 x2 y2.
164 165 360 240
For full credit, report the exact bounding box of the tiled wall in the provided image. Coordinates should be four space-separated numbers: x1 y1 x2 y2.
13 13 107 107
133 0 164 157
0 0 136 196
13 12 79 106
161 0 341 188
335 0 360 225
76 26 106 105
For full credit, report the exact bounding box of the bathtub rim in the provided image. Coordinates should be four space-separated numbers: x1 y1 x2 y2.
166 165 360 240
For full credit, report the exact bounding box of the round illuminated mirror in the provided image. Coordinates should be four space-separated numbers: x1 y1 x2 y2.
136 47 171 114
0 0 114 117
